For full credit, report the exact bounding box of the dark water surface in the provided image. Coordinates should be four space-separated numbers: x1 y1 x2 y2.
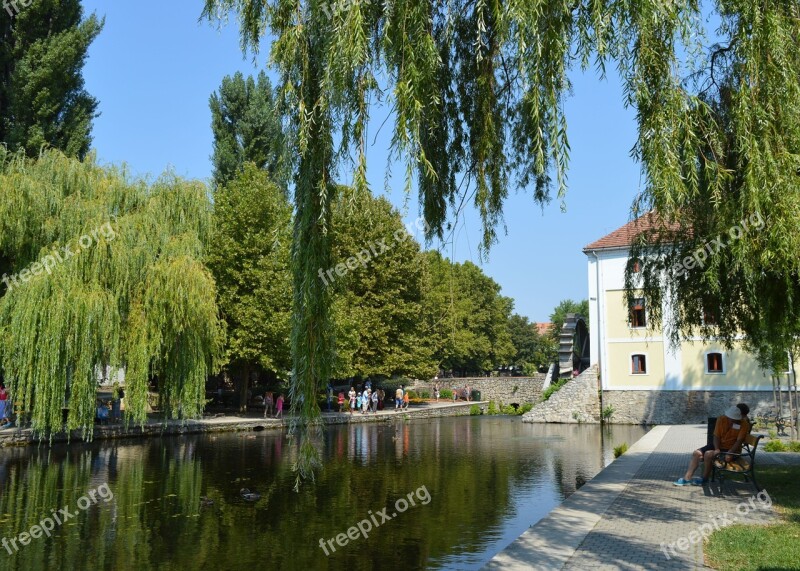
0 417 648 570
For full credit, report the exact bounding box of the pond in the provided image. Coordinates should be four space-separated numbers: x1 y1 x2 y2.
0 417 648 570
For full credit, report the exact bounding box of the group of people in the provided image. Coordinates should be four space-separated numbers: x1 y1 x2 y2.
343 383 384 414
262 392 284 419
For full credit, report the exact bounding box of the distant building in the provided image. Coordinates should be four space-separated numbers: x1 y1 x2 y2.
535 323 552 337
583 213 775 423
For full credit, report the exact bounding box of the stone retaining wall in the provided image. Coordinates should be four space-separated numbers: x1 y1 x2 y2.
523 366 601 424
412 376 545 405
602 390 779 424
0 402 482 448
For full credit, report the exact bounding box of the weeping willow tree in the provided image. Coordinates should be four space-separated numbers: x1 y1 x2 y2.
0 149 224 437
202 0 800 479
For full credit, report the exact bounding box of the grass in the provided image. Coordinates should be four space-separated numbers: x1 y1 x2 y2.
613 442 628 458
705 465 800 570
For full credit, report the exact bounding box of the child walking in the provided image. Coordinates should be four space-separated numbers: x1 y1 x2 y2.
275 394 284 419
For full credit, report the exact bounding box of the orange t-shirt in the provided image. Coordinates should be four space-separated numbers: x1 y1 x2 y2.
714 415 749 451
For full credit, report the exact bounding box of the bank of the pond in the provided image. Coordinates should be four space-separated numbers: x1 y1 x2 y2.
0 400 486 448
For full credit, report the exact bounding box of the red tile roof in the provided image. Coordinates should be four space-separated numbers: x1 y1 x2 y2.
535 323 552 336
583 211 680 251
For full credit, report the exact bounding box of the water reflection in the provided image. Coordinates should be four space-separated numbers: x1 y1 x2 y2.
0 418 647 570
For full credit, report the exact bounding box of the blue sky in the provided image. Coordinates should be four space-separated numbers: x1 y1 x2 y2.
81 0 641 323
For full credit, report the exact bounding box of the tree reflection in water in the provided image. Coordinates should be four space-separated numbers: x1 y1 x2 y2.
0 418 647 570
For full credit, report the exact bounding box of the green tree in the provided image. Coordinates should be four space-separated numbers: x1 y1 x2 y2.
423 252 514 374
507 313 555 371
209 71 291 189
328 190 436 380
207 163 292 410
0 0 102 157
0 149 223 435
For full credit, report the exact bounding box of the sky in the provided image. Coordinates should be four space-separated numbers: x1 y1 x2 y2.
80 0 642 323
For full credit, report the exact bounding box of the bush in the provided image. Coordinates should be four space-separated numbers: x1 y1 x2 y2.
501 404 517 415
764 439 788 452
469 404 482 416
789 441 800 453
541 379 568 401
405 389 419 399
613 442 628 458
487 401 500 415
420 391 430 399
519 403 533 414
440 389 453 400
601 405 615 421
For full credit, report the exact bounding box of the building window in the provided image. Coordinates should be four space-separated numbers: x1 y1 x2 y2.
631 354 647 375
702 304 719 326
630 258 642 273
706 352 725 374
629 298 646 328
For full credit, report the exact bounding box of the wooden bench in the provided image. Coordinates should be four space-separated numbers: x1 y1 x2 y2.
712 432 763 492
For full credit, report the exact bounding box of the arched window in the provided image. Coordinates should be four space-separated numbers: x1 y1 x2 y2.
706 352 725 374
631 354 647 375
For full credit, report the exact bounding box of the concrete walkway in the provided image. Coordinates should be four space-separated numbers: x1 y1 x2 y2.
485 424 797 570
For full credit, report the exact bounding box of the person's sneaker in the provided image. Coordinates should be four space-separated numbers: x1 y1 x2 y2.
673 478 692 486
690 477 704 485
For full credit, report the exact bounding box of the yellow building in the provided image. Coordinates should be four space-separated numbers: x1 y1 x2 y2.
583 214 775 423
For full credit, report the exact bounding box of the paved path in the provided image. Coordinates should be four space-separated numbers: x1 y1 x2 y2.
486 424 796 570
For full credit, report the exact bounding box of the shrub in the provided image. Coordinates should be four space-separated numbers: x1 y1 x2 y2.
487 401 500 415
764 440 788 452
420 391 430 399
601 405 615 422
789 441 800 452
613 442 628 458
519 403 533 414
469 404 482 416
440 389 453 400
768 429 777 439
501 404 516 415
541 378 568 401
405 389 419 399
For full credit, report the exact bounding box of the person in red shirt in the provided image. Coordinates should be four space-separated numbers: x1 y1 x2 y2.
0 382 8 425
674 403 750 486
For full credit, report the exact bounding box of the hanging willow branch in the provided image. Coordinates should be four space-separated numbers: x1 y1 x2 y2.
0 149 224 437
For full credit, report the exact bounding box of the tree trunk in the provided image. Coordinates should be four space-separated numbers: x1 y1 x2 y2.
239 363 251 413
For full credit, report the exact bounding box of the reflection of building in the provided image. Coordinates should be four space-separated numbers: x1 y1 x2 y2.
584 215 775 423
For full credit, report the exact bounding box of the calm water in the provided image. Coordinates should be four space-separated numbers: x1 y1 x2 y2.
0 417 648 570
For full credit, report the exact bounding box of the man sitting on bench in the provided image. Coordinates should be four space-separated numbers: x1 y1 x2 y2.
674 403 750 486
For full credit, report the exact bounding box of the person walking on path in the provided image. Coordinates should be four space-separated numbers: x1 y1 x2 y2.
362 388 370 414
395 386 403 410
348 387 356 414
338 391 345 412
371 389 378 413
275 394 284 419
0 382 8 425
674 403 750 486
327 383 333 412
403 391 410 409
264 392 274 418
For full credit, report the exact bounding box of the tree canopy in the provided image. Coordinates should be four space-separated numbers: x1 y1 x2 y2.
209 71 292 189
207 163 293 408
0 0 102 158
0 149 223 436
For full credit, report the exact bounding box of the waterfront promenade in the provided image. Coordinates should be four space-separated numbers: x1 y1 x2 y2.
0 400 484 447
485 424 800 570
